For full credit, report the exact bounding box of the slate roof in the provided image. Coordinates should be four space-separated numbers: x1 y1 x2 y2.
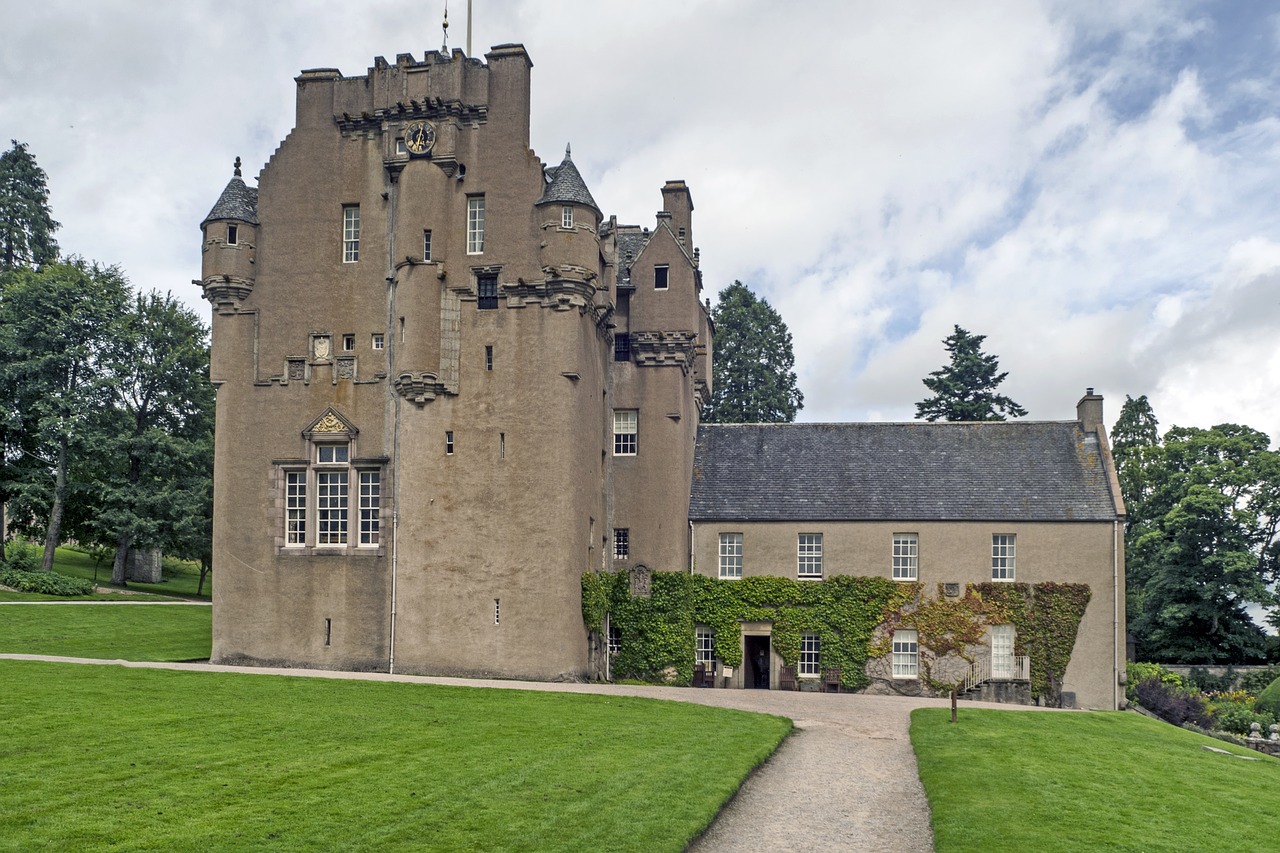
689 422 1120 522
202 176 259 226
539 146 600 215
614 228 650 288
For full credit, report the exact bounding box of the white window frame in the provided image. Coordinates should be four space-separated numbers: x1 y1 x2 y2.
613 410 638 456
608 624 621 656
423 229 432 261
342 205 360 263
467 195 485 254
992 534 1016 581
696 629 715 667
342 334 355 352
562 206 573 228
358 470 380 547
892 629 919 678
315 470 349 546
371 334 385 351
285 470 307 546
799 633 821 677
893 533 918 581
226 223 238 246
654 264 669 290
395 138 407 156
797 533 823 579
718 533 743 579
613 528 629 560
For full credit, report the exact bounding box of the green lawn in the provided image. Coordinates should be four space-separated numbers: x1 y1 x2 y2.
0 661 791 851
46 546 212 599
912 707 1280 852
0 603 212 661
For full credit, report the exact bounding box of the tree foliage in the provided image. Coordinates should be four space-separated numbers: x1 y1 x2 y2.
0 260 130 571
1116 400 1280 663
915 325 1027 422
0 140 60 272
703 281 803 423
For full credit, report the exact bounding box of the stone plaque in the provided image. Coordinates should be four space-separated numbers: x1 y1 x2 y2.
943 583 961 598
336 357 355 380
629 565 652 599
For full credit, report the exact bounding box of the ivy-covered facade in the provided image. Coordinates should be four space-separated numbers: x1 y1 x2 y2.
586 392 1126 710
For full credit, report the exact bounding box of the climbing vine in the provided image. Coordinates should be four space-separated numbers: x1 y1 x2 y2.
582 572 1091 702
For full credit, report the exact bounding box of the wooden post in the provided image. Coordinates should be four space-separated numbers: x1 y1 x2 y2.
951 688 957 723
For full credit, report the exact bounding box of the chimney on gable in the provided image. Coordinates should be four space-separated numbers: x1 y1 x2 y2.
1077 388 1104 434
661 180 693 248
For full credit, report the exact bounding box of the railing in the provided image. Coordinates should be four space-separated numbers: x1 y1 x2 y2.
961 656 1030 693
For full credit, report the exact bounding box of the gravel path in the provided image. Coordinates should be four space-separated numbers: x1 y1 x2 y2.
1 655 1057 851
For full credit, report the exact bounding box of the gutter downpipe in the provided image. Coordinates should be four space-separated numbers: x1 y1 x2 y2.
689 520 695 574
390 510 399 674
1113 519 1120 710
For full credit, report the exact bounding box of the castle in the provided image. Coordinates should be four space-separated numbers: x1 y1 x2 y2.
201 44 1125 708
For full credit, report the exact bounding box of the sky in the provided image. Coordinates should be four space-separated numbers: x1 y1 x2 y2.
3 0 1279 441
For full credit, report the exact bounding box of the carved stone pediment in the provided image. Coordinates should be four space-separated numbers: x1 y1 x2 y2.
302 407 358 440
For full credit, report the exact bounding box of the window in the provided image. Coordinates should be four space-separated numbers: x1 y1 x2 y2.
494 599 501 626
499 432 505 461
477 274 498 310
696 629 715 667
342 334 355 352
893 534 918 581
485 345 493 371
423 229 432 261
358 471 380 546
800 633 821 677
342 205 360 262
614 333 631 362
316 470 349 545
372 334 385 350
445 431 454 455
317 444 349 464
613 528 629 560
467 195 485 254
992 534 1016 581
608 625 621 656
892 630 919 678
797 533 823 578
226 224 238 245
654 265 669 290
285 471 306 546
396 138 407 156
562 206 573 228
613 410 637 456
718 533 743 579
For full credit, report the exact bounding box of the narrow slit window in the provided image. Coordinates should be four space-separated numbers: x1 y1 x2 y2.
423 229 432 261
467 195 485 254
485 345 493 371
342 205 360 263
446 431 454 455
499 432 505 460
562 206 573 228
227 224 238 245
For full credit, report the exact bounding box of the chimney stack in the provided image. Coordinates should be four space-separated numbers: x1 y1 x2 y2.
1077 388 1104 434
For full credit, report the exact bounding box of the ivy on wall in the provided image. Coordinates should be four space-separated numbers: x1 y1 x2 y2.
582 571 1091 702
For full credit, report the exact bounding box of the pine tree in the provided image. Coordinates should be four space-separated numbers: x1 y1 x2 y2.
0 140 60 272
703 281 803 423
914 325 1027 422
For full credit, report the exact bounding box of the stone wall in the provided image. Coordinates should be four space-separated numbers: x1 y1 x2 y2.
125 548 162 584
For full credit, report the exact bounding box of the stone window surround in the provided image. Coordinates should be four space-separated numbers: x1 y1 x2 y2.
272 431 388 556
613 409 638 456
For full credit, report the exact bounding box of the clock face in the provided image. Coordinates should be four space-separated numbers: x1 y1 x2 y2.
404 120 436 156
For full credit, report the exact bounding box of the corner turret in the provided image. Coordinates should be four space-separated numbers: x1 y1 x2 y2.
200 157 258 314
537 144 601 278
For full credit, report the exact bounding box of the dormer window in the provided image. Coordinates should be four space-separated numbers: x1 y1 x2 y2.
227 224 239 245
562 206 573 228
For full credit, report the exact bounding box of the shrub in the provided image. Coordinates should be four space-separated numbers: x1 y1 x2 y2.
1134 677 1211 728
1187 666 1235 694
0 566 95 596
1209 701 1276 736
1 540 41 573
1240 666 1280 697
1126 662 1184 703
1255 677 1280 719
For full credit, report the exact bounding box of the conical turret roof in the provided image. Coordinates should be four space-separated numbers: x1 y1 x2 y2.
538 145 600 216
202 158 259 227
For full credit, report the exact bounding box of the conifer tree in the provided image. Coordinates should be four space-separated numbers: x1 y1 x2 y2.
0 140 60 272
914 325 1026 422
703 281 803 423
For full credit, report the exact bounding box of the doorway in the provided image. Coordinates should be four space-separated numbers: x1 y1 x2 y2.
745 635 771 689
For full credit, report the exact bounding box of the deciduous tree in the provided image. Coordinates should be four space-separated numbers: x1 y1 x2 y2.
915 326 1027 422
703 281 803 423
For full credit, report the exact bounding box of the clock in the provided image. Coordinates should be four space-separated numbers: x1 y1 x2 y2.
404 120 436 156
